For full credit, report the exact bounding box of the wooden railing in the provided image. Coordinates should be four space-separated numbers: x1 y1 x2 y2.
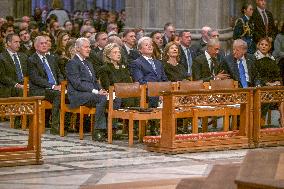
0 96 44 167
144 88 254 154
253 86 284 147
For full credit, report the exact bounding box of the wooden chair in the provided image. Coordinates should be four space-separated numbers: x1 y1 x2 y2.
210 79 240 131
108 82 147 146
143 82 177 136
189 79 238 133
108 82 175 146
177 80 208 132
60 80 96 139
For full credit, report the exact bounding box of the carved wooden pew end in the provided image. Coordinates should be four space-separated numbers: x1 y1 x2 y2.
0 97 43 167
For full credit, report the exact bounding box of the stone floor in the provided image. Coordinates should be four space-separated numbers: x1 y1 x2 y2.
0 114 282 189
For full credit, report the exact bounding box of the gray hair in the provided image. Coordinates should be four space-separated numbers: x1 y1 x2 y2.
207 38 220 47
233 39 248 50
75 37 90 49
208 29 219 38
137 36 152 50
103 43 121 64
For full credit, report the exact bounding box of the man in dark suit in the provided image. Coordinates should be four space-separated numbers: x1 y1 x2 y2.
162 22 176 47
179 30 198 78
129 36 168 108
221 39 260 88
0 33 28 98
28 35 64 134
192 38 230 81
251 0 277 43
121 29 140 64
65 37 108 141
87 32 108 75
18 29 33 56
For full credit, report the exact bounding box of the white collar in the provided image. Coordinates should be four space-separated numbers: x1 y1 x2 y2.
7 48 17 57
257 6 266 13
254 50 275 60
76 54 85 61
142 55 153 61
204 51 212 61
36 52 46 59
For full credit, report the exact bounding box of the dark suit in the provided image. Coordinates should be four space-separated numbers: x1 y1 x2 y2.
129 56 168 107
121 45 141 65
28 53 64 130
194 38 207 57
88 47 104 75
221 54 260 87
179 45 198 76
251 8 277 43
19 42 34 57
192 53 224 82
65 55 107 129
162 35 170 47
0 50 28 98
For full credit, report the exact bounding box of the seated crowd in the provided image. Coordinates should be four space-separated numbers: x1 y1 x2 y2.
0 1 284 142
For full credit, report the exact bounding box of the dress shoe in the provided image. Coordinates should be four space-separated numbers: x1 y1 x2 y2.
92 129 106 142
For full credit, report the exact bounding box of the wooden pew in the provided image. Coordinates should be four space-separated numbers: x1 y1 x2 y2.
143 88 253 154
0 96 44 167
253 86 284 147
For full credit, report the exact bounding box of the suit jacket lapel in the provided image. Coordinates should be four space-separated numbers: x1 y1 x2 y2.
141 56 158 76
2 50 17 75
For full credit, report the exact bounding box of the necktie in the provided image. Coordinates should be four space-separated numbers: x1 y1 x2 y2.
148 59 157 74
238 59 248 88
186 48 193 76
82 61 92 77
210 57 217 75
262 10 268 28
12 54 23 82
42 56 56 85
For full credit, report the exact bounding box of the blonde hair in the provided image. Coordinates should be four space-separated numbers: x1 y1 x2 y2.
52 0 63 9
162 41 180 62
103 43 121 64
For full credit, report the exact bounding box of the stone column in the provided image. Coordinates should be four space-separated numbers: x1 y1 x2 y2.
126 0 232 31
125 0 233 51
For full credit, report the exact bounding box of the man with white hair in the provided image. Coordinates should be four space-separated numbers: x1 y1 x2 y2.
65 37 108 141
28 35 63 134
221 39 260 88
129 36 168 107
195 26 212 56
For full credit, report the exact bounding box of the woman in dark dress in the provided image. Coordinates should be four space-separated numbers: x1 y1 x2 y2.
162 41 187 82
254 37 284 127
98 43 135 108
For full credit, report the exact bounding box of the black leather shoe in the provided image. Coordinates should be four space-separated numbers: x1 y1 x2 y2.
92 129 106 142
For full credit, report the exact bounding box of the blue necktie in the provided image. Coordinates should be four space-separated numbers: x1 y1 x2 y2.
239 59 248 88
12 54 23 82
42 56 56 85
186 48 192 76
148 59 157 74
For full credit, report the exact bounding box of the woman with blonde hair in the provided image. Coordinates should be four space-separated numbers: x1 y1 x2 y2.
98 43 132 90
162 41 187 81
98 43 136 108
